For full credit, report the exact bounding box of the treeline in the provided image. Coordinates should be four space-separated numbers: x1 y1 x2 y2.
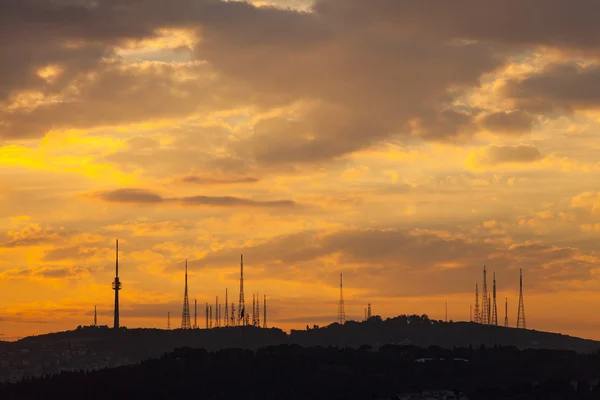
2 344 600 399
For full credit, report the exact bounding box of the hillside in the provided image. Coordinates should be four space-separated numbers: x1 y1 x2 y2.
2 344 600 399
2 315 599 383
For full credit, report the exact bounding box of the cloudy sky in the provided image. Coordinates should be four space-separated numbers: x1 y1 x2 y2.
2 0 600 341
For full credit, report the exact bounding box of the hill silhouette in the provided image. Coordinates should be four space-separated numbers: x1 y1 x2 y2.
2 344 600 399
2 315 599 383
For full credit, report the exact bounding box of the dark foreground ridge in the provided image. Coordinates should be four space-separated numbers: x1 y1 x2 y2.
2 344 600 399
1 315 599 383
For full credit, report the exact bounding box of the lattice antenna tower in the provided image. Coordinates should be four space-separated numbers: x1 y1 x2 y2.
194 299 197 329
112 239 122 329
181 260 191 329
209 305 213 328
94 305 97 327
263 294 267 328
230 303 235 326
337 273 346 324
517 268 526 329
474 283 480 323
367 303 372 319
167 312 170 330
252 293 256 326
481 266 488 325
224 289 229 327
504 297 508 327
238 255 245 326
256 292 260 327
487 295 491 324
491 272 498 326
215 296 219 328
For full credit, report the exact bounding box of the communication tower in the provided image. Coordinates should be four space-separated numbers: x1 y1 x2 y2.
517 269 526 329
337 273 346 324
112 240 122 329
181 260 191 329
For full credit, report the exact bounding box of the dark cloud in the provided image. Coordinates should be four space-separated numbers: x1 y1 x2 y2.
0 265 92 280
313 0 600 50
3 0 598 165
181 175 259 185
481 111 534 135
0 224 68 248
92 188 296 208
96 188 164 203
504 63 600 113
471 144 543 166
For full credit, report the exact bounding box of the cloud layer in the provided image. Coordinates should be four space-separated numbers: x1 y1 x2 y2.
2 0 600 341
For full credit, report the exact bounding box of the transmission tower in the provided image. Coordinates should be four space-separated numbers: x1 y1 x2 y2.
194 299 197 329
367 303 372 319
256 292 260 327
94 305 97 327
337 273 346 324
517 268 526 329
263 294 267 328
487 295 491 325
504 297 508 327
209 305 213 328
215 296 219 328
224 289 229 327
474 283 480 323
238 255 245 326
181 260 191 329
167 312 170 330
205 302 209 329
112 239 121 329
230 303 235 326
252 293 256 326
481 266 488 325
491 272 498 326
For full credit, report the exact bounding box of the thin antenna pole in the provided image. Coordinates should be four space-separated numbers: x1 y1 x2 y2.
94 305 97 327
181 260 191 329
337 273 346 324
167 312 170 330
263 294 267 329
239 255 245 326
112 239 121 329
504 297 508 327
517 269 526 329
194 299 197 329
225 289 229 327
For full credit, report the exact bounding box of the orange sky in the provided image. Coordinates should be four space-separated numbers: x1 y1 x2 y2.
2 0 600 342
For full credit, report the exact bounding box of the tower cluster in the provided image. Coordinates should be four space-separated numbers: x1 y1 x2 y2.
472 266 526 329
102 243 268 330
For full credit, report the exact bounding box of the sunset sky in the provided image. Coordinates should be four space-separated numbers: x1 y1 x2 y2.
2 0 600 341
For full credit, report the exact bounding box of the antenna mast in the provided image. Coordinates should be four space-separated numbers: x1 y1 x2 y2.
517 269 526 329
337 273 346 324
238 255 245 326
263 294 267 328
481 266 488 325
181 260 191 329
474 283 480 323
225 289 229 327
94 305 97 327
194 299 197 329
491 272 498 326
504 297 508 327
112 239 121 329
